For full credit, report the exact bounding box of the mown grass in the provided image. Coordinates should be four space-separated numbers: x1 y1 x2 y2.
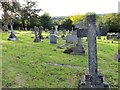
1 31 118 88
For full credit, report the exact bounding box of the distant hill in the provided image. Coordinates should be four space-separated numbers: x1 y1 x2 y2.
51 16 66 20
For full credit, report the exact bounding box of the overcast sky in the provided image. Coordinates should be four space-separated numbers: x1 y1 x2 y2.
35 0 119 16
0 0 119 18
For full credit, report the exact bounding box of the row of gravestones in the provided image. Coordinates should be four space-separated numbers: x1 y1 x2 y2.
7 15 119 89
106 33 120 40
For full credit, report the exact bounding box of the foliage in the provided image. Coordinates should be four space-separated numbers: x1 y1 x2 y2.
40 12 53 29
29 14 41 28
18 1 42 30
1 1 21 31
61 17 72 30
69 13 85 25
103 13 120 32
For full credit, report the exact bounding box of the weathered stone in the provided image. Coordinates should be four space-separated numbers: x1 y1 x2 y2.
106 33 111 40
79 15 110 89
72 29 85 55
50 34 57 44
8 31 18 41
33 26 41 42
66 35 78 43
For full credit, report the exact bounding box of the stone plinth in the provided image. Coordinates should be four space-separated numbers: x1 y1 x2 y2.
79 70 109 90
8 31 18 41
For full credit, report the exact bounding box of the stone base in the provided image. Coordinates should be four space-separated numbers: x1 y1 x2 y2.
33 37 41 42
8 32 18 41
79 72 110 90
50 42 57 44
72 44 85 55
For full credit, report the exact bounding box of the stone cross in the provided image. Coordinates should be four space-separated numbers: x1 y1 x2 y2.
33 26 41 42
8 23 18 41
87 15 98 84
72 20 85 55
54 25 58 34
80 15 109 89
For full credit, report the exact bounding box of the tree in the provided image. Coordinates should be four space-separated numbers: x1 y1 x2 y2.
1 0 21 31
40 12 53 30
69 13 85 25
30 14 41 28
18 1 42 30
61 17 72 30
103 13 120 32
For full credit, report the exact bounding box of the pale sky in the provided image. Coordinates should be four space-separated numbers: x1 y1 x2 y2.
36 0 119 16
0 0 120 18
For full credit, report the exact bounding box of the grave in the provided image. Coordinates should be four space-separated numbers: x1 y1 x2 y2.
65 30 78 43
111 33 118 40
61 29 67 39
38 26 44 39
66 35 78 44
54 25 58 34
33 26 41 42
50 27 57 44
79 15 109 89
72 20 85 55
106 33 111 40
8 24 18 41
72 29 85 55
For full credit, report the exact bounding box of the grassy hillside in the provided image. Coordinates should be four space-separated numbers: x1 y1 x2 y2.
1 31 118 88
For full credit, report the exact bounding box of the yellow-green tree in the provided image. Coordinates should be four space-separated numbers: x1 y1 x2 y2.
103 13 120 32
69 13 85 25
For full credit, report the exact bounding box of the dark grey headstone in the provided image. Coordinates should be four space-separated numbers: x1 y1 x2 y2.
50 34 57 44
33 26 41 42
77 29 84 37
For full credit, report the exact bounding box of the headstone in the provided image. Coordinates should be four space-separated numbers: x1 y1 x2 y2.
50 27 55 34
33 26 41 42
111 33 117 40
50 34 57 44
80 15 109 89
106 33 111 40
25 27 27 31
18 27 20 31
72 20 85 55
54 25 58 34
72 29 85 55
66 35 78 43
116 33 120 40
38 26 43 39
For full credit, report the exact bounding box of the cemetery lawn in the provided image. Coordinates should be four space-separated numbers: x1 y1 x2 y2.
1 31 118 88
